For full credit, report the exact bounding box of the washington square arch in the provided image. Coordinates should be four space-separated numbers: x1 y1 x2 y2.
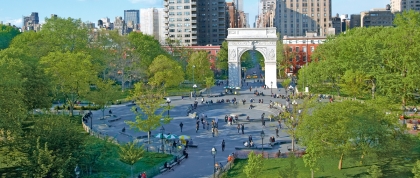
226 28 278 89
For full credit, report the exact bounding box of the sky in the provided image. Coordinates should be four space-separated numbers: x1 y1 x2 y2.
0 0 390 27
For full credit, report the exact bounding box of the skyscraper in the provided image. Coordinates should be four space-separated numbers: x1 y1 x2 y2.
22 12 39 32
274 0 332 37
140 8 166 43
164 0 227 46
124 10 140 30
234 0 243 12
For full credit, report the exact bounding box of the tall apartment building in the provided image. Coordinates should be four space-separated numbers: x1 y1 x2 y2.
140 8 166 43
257 0 276 28
234 0 244 11
274 0 332 37
124 10 140 30
390 0 420 12
164 0 227 46
227 2 239 28
245 13 250 27
22 12 40 32
330 15 341 35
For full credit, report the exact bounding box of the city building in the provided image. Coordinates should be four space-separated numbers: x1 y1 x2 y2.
360 5 394 27
196 0 228 46
114 16 126 35
257 0 276 28
124 10 140 30
390 0 420 12
330 14 342 35
140 8 166 43
282 32 327 74
349 14 361 29
22 12 40 32
227 2 239 28
164 0 228 46
99 17 113 29
245 13 250 27
274 0 332 37
234 0 244 12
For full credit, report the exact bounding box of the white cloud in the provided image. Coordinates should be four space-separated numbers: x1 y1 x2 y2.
3 18 22 27
128 0 159 4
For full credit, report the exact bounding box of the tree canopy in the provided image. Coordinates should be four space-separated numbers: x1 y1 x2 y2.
186 51 214 84
0 24 21 50
148 55 184 88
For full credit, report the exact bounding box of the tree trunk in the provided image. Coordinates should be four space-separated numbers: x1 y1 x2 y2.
291 136 295 152
311 169 314 178
69 102 74 117
338 153 344 170
131 165 133 178
371 79 376 99
148 131 151 144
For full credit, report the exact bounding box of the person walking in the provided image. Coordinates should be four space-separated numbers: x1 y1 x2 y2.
202 120 206 129
196 123 199 133
241 124 245 134
212 127 215 137
237 124 240 133
179 122 184 132
248 135 253 143
275 127 280 138
262 120 266 127
222 140 226 152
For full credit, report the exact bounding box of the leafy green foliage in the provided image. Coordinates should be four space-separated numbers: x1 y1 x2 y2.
85 79 120 119
119 142 145 178
186 51 214 84
126 83 170 143
412 160 420 178
148 55 185 88
240 51 255 69
128 32 169 71
243 151 263 178
216 41 228 71
0 24 21 50
279 153 299 178
40 51 97 116
297 100 411 171
367 165 383 178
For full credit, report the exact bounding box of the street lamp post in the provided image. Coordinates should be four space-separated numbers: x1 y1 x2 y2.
166 98 171 117
211 147 217 178
193 84 197 100
160 126 165 153
74 164 80 178
260 130 265 155
291 100 298 152
192 65 196 99
271 81 273 94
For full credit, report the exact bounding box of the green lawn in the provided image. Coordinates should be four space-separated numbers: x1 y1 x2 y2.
224 156 415 178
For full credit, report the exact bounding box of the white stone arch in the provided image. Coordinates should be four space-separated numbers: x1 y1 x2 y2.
226 28 278 88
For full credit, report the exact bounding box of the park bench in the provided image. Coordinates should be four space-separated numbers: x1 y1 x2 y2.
136 135 148 139
186 144 198 148
108 118 121 122
126 103 136 107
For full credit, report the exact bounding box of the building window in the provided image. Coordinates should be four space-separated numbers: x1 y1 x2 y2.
311 46 314 52
177 6 182 9
177 12 182 15
184 6 190 9
185 40 190 43
184 0 190 2
303 56 307 62
185 34 190 37
296 56 300 62
296 47 300 52
169 6 175 10
303 46 307 52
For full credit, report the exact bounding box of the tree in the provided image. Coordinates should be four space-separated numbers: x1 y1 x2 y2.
340 70 369 98
276 33 287 78
126 83 171 143
39 17 89 53
279 153 299 178
85 79 120 120
205 77 215 95
79 137 114 176
367 165 383 178
243 151 263 178
240 51 255 69
186 51 214 84
281 78 291 89
28 138 58 178
216 41 228 72
297 100 410 171
0 56 26 130
128 32 169 74
21 115 85 177
119 142 144 178
148 55 185 88
41 51 98 116
0 24 21 50
412 160 420 178
0 48 51 112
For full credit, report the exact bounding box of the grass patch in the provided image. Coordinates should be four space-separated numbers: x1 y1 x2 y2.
225 156 415 178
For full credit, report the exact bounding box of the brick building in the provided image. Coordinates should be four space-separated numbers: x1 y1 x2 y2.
282 32 326 74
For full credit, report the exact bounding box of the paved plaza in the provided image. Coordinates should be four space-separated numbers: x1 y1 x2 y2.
87 79 301 178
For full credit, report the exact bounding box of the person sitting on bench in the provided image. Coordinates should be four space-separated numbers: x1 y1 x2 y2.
250 141 254 147
109 109 112 114
244 141 249 147
164 161 173 171
183 148 189 158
